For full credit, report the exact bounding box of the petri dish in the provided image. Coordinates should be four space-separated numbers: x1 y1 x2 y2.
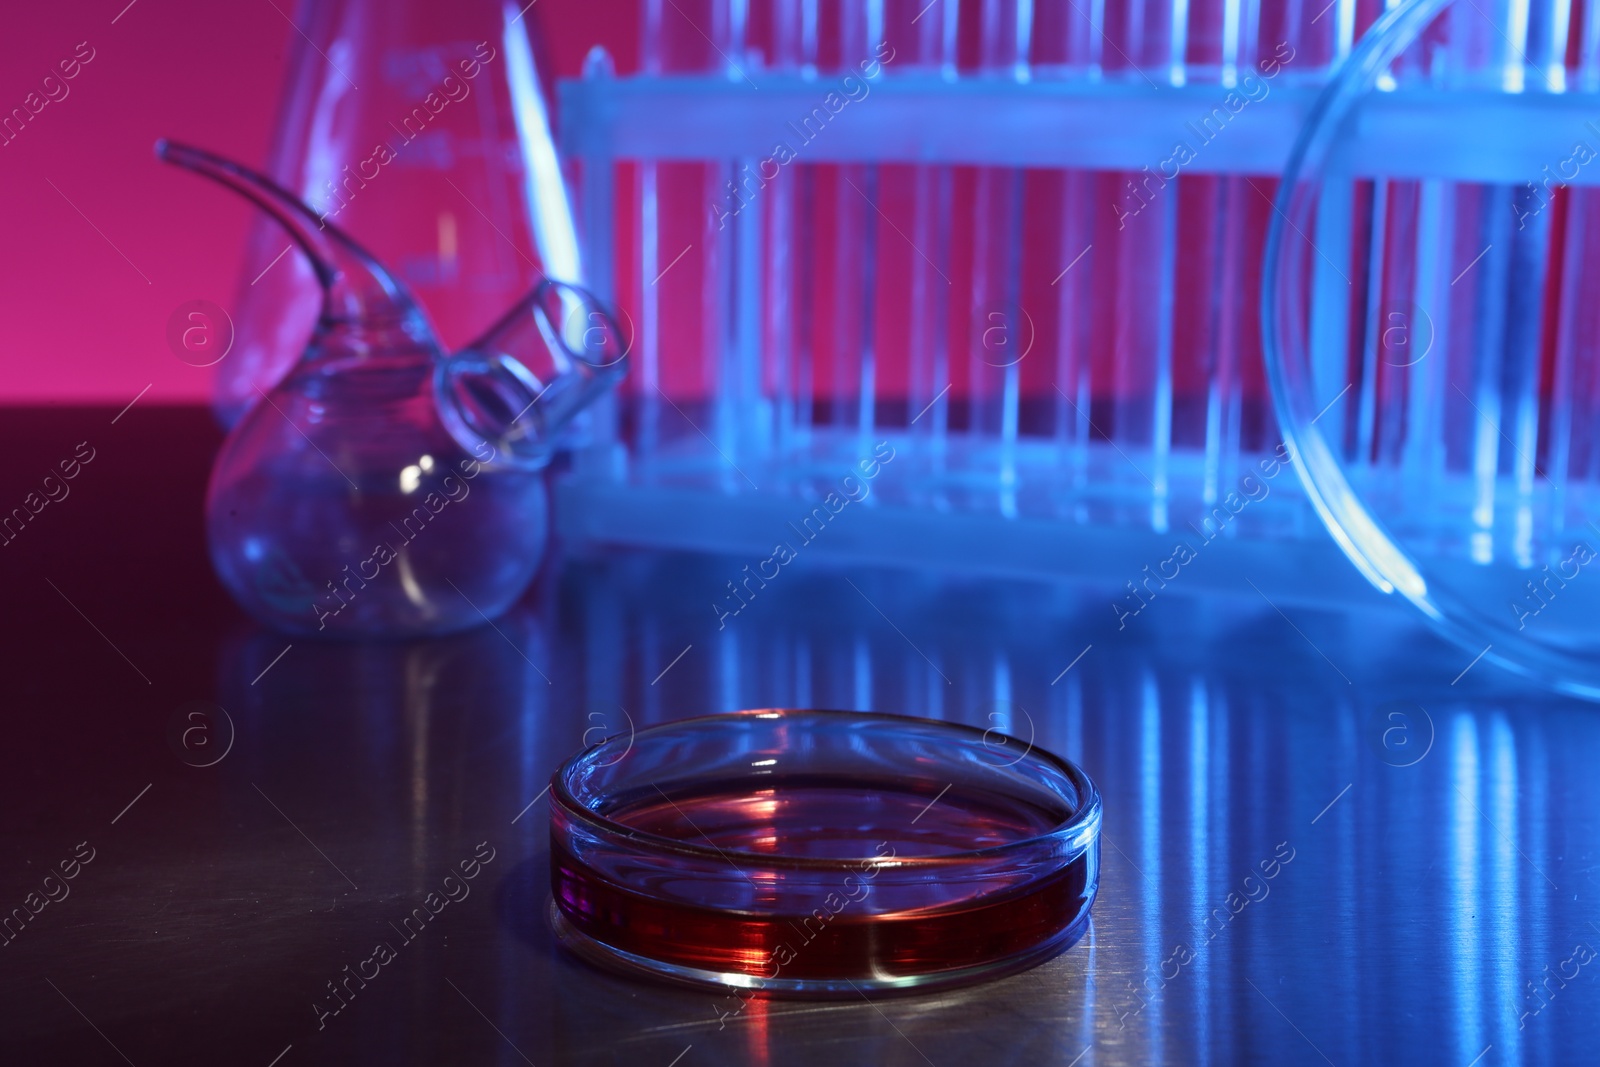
1263 0 1600 697
547 708 1101 996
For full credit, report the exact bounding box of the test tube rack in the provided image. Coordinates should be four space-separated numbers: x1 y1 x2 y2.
552 0 1600 613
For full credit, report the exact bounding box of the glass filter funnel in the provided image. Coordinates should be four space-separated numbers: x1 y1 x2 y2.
158 141 625 639
1263 0 1600 696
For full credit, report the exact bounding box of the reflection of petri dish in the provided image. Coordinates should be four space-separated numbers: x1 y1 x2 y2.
1264 0 1600 697
548 708 1101 996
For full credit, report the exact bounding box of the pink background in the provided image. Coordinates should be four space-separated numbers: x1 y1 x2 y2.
0 0 631 405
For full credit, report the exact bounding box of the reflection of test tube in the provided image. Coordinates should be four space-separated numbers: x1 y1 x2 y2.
970 0 1032 511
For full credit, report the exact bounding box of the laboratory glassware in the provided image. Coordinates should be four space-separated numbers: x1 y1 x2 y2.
218 0 580 427
160 141 625 639
553 0 1386 608
550 708 1101 994
1263 0 1600 695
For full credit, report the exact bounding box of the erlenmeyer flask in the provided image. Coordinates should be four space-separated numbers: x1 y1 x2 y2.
219 0 579 427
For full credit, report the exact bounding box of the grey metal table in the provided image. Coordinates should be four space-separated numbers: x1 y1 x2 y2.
1 408 1595 1065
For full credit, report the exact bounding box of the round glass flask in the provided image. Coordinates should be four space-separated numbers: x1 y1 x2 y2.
160 141 625 639
1263 0 1600 697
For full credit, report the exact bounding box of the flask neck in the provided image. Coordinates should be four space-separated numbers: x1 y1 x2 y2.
302 304 441 366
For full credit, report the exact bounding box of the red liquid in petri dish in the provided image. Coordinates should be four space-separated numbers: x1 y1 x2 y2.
551 773 1095 984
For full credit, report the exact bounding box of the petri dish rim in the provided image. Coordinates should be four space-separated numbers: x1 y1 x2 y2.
549 707 1103 872
548 707 1103 995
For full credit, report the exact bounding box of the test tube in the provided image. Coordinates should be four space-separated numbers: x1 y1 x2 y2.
1355 2 1431 476
1440 2 1551 559
1179 0 1262 508
635 0 744 489
890 0 958 469
1037 0 1104 497
827 2 888 455
1104 0 1186 531
635 0 666 468
705 0 757 485
1371 0 1483 507
970 0 1033 510
1298 0 1361 463
761 0 804 460
765 0 819 460
1547 0 1600 523
1498 2 1569 556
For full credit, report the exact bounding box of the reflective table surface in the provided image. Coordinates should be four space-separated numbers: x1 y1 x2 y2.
3 407 1599 1065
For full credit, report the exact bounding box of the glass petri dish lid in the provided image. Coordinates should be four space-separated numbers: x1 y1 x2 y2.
548 708 1101 996
1264 0 1600 697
